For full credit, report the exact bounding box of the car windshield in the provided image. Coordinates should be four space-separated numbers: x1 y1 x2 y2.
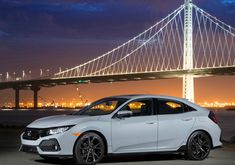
73 98 128 116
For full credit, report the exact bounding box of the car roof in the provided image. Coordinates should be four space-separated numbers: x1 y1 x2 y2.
106 94 188 102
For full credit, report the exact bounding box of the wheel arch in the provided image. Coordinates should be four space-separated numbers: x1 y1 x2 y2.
187 129 213 149
73 130 108 156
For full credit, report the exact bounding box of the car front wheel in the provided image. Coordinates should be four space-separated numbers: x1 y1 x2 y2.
187 131 211 160
74 132 105 165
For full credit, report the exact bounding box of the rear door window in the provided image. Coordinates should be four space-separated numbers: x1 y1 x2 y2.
158 99 184 114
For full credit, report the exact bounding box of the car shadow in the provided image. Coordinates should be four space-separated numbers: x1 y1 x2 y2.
35 153 186 165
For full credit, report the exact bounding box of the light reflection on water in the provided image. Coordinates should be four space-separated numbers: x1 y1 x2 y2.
0 108 80 111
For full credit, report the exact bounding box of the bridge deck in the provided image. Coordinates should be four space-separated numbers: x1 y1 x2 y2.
0 67 235 90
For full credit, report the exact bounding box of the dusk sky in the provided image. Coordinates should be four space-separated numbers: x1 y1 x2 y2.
0 0 235 106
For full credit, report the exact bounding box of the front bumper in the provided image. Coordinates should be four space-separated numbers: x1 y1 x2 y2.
20 129 77 156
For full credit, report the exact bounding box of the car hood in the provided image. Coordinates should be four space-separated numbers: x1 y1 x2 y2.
27 114 100 128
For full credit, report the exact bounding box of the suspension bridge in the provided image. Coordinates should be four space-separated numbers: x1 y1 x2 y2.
0 0 234 109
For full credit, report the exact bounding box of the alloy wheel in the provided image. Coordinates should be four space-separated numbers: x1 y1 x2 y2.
74 132 105 165
187 131 211 160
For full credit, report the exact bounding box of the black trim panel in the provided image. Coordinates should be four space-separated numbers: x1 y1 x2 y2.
20 145 38 153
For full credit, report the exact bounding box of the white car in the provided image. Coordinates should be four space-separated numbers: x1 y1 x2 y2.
20 95 222 164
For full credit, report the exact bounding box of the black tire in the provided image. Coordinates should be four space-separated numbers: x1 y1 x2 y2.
186 131 211 160
74 132 105 165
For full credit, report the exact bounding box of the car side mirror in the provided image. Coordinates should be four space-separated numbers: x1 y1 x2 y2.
116 110 133 119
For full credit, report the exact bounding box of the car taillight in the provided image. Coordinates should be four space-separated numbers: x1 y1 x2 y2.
208 111 218 124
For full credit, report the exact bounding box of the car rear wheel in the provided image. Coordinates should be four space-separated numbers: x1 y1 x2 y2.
74 132 105 165
186 131 211 160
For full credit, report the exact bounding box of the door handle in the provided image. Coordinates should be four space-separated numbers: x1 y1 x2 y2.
182 117 192 121
146 121 156 124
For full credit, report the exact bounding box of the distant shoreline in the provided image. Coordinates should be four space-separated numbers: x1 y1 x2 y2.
1 108 234 111
0 108 81 111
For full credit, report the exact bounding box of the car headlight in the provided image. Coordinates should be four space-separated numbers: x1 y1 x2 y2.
47 126 74 135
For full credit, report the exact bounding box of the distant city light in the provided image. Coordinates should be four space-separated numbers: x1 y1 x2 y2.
1 101 235 109
198 101 235 108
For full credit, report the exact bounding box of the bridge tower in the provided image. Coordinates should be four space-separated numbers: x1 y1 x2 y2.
183 0 194 102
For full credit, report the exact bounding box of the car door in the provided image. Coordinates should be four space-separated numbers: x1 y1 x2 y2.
157 99 196 151
111 98 157 153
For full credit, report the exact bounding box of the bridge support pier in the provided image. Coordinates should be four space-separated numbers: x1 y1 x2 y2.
14 87 20 109
183 74 194 102
183 0 194 102
31 86 40 110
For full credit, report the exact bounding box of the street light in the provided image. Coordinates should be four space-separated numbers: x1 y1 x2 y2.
22 70 25 80
6 72 9 81
47 69 50 76
40 69 43 77
29 70 32 79
13 72 16 81
0 73 2 82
